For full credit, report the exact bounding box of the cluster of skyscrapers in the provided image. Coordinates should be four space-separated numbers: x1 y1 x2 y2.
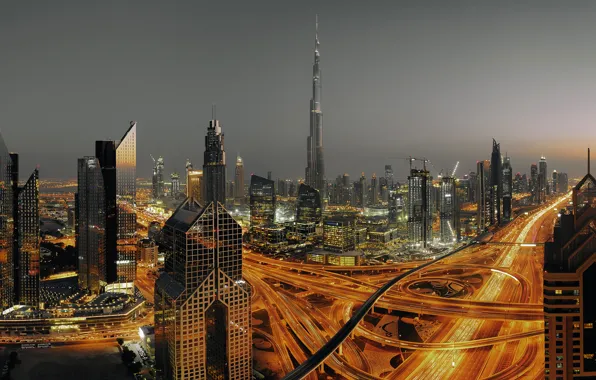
76 121 137 294
0 136 41 310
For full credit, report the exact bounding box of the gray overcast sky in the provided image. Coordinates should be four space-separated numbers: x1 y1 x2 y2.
1 0 596 181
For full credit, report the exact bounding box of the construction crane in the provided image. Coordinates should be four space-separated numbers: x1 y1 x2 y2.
451 161 460 177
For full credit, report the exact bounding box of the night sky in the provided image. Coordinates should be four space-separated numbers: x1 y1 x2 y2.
1 0 596 181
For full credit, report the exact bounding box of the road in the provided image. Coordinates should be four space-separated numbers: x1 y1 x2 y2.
243 195 568 379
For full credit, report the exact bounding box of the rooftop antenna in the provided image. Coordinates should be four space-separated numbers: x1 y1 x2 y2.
212 103 216 120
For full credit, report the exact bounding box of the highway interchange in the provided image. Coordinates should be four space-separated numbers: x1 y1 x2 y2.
248 195 568 379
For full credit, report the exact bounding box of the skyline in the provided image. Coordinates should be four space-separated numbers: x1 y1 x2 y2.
3 1 596 180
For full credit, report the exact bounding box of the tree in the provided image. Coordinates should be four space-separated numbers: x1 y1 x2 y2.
116 338 124 346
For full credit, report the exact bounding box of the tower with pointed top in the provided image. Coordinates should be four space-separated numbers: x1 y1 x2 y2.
305 15 325 199
203 106 226 204
234 155 244 205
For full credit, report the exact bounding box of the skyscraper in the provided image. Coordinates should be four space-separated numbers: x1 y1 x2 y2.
477 160 491 233
170 172 180 195
439 175 459 243
543 154 596 379
408 167 432 247
530 163 539 203
234 155 244 205
0 136 15 310
558 172 569 193
203 109 226 204
295 183 322 224
502 155 512 222
14 168 40 307
384 165 394 189
370 173 378 205
77 157 106 294
490 139 502 225
186 170 203 203
155 200 251 380
539 156 548 202
358 173 366 207
552 169 558 194
249 175 275 227
91 121 137 289
152 156 164 199
305 16 325 197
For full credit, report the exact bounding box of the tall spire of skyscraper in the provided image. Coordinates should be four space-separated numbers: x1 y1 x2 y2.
305 15 325 198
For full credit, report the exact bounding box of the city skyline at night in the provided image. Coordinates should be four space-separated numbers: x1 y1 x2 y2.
2 1 596 180
2 2 596 380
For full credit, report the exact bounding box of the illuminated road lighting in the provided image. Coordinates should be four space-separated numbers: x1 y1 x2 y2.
520 243 536 247
490 268 520 282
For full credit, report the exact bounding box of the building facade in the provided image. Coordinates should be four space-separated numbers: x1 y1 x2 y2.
234 155 244 205
295 183 322 224
203 113 226 205
155 200 251 380
77 157 106 294
502 155 512 222
186 170 203 203
476 160 491 233
408 168 432 246
490 139 502 225
544 168 596 379
249 175 275 227
439 176 459 243
305 16 325 197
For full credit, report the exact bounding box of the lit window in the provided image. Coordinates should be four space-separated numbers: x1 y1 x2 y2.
555 289 563 295
585 323 593 329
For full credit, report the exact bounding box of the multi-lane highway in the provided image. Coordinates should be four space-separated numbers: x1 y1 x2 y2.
245 195 569 380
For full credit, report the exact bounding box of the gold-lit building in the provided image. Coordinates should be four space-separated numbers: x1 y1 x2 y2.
155 200 251 380
544 160 596 379
186 170 203 204
323 217 355 252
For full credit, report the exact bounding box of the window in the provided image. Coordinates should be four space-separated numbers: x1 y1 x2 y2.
556 363 563 368
555 289 563 294
585 323 593 329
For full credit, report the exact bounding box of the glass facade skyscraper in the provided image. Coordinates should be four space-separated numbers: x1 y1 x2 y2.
295 183 322 224
155 200 251 380
85 121 137 289
477 160 491 233
15 169 40 307
408 168 432 246
502 155 512 222
203 114 226 205
76 157 106 294
0 135 14 310
249 175 275 227
490 139 502 225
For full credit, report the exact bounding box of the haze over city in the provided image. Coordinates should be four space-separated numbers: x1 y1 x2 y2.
2 0 596 179
1 2 596 380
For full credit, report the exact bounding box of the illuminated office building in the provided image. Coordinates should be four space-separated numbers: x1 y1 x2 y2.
502 155 512 222
407 168 432 247
384 165 394 188
186 170 203 203
305 16 325 196
203 109 226 204
323 218 355 252
170 172 180 196
558 172 569 193
90 121 137 289
539 156 548 202
137 238 158 266
370 173 379 205
152 156 164 199
234 155 244 205
439 176 459 243
476 160 491 233
295 183 322 224
76 157 106 294
490 139 502 225
0 136 14 310
155 199 251 380
544 154 596 379
531 163 539 203
249 175 275 227
14 167 40 307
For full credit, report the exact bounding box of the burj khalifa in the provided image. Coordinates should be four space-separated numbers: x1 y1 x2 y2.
305 15 325 198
